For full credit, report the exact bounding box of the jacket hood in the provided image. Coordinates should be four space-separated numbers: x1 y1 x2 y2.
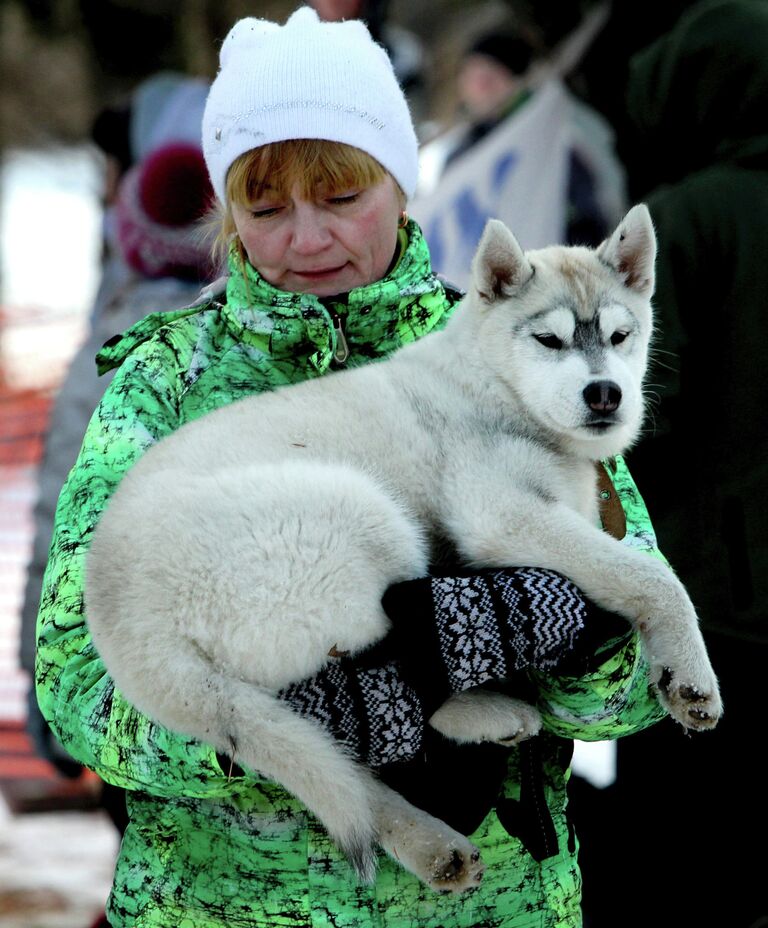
627 0 768 186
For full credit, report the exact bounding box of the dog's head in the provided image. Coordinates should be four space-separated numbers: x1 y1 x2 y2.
468 205 656 460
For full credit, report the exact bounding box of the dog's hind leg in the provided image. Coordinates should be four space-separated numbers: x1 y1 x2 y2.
109 633 486 892
371 779 486 892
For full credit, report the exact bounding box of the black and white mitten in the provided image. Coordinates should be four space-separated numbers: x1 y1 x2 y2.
279 656 425 768
279 567 621 768
383 566 596 698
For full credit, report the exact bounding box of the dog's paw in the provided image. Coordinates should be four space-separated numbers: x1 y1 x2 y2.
376 794 485 893
426 838 486 894
429 690 541 746
640 606 723 732
389 831 484 894
655 665 723 732
489 701 542 746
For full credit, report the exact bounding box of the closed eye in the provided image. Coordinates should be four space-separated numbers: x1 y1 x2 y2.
533 333 564 350
611 330 629 346
327 192 360 206
250 207 281 219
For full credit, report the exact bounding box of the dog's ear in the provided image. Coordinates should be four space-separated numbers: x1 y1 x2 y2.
472 219 534 304
598 204 656 298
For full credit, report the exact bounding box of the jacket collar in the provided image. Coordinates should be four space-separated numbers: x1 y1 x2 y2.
221 221 451 373
95 222 455 376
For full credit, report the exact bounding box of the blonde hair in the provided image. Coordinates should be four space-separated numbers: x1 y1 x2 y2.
211 139 406 268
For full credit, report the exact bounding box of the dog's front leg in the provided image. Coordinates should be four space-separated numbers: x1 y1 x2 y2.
444 483 722 731
370 778 486 893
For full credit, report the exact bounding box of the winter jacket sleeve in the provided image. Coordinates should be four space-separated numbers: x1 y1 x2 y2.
35 333 236 799
530 456 668 740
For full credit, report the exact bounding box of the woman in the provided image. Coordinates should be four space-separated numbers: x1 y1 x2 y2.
36 9 664 927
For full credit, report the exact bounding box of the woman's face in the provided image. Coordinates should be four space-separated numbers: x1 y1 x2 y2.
231 174 402 297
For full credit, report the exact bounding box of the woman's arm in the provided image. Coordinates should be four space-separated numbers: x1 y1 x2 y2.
35 341 235 798
531 630 666 741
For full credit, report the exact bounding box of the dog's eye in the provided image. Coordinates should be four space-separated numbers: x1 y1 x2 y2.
611 330 629 346
534 333 564 350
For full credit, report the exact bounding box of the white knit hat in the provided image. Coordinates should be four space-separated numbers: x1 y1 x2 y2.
201 6 419 202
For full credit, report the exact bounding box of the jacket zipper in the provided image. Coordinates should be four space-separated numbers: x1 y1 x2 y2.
328 307 350 365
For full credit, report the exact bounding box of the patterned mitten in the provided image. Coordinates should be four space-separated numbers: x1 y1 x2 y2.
280 655 424 768
383 567 593 701
280 567 615 768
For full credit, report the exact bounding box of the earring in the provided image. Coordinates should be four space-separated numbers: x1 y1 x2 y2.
398 210 409 229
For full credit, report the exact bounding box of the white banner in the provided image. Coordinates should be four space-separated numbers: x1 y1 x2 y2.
411 81 572 291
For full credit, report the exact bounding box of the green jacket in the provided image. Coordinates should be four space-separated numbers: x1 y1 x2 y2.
36 222 664 928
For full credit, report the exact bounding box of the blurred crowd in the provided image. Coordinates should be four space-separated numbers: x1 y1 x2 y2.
6 1 767 927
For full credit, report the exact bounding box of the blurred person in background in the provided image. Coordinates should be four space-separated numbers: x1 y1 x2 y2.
89 102 132 263
418 24 627 250
88 73 212 309
34 8 671 927
411 17 628 292
571 3 768 926
19 73 214 800
442 32 537 168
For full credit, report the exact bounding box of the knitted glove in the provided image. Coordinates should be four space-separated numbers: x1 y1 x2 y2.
385 566 590 705
279 655 425 768
280 567 622 768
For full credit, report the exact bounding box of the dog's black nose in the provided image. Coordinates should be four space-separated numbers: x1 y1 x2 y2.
583 380 622 413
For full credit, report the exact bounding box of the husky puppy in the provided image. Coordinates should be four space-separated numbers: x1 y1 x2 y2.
86 205 721 892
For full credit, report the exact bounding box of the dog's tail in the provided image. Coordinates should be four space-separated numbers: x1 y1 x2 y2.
181 654 383 883
101 623 382 881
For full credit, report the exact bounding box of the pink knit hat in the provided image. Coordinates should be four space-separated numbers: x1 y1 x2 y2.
115 142 215 280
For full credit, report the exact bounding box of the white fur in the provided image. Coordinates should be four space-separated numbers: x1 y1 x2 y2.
86 205 721 891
